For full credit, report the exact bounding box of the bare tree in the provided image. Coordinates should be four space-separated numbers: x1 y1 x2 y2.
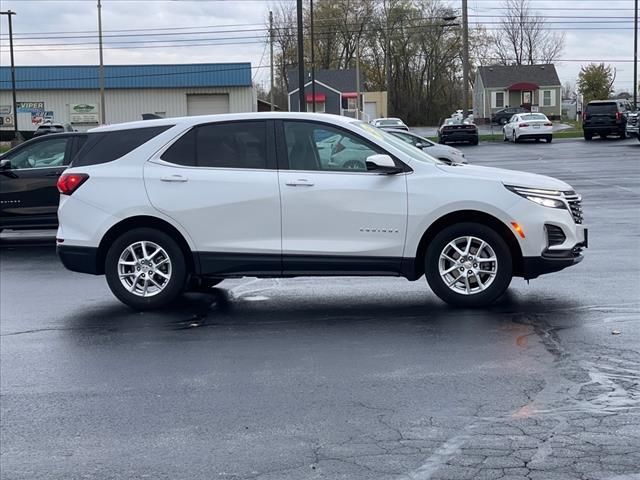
490 0 564 65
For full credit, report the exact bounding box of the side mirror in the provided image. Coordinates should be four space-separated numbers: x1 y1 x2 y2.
0 158 11 170
365 154 403 174
415 142 427 149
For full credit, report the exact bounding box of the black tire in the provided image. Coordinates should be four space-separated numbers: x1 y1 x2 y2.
424 223 513 307
546 136 553 143
471 138 479 146
512 131 518 143
584 132 592 141
105 228 187 310
535 138 540 143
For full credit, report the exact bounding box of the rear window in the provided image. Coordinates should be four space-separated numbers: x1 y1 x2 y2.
586 103 617 114
72 125 173 167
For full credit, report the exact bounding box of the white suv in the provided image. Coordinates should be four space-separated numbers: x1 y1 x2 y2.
56 113 587 310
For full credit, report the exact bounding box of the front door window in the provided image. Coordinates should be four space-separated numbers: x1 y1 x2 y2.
522 91 532 105
5 137 69 170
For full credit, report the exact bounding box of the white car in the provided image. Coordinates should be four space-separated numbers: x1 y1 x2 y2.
56 113 587 310
371 117 409 131
387 129 468 165
503 113 554 143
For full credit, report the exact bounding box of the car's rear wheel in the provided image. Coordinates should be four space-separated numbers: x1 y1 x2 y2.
105 228 187 310
512 131 518 143
425 223 513 307
584 132 593 141
546 136 553 143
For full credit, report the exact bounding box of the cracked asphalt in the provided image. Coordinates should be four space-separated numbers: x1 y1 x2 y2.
1 138 639 480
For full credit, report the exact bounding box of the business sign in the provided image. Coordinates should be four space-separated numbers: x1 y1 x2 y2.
17 102 45 113
0 105 12 115
70 103 99 124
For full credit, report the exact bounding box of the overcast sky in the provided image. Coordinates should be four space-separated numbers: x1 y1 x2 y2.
0 0 637 94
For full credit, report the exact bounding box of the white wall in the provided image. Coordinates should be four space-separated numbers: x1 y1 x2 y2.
0 86 255 132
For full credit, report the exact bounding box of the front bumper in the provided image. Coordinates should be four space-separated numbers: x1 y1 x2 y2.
522 248 585 280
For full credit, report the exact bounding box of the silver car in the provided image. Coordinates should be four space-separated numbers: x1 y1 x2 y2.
387 129 468 165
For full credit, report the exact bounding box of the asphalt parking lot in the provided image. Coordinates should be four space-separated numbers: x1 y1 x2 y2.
1 138 639 480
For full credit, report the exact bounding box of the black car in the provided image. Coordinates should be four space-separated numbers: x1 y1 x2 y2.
491 107 529 125
0 132 87 232
437 118 479 145
582 99 632 140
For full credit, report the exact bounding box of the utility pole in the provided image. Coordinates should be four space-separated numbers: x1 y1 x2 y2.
0 10 20 142
461 0 470 116
269 10 275 111
634 0 638 109
296 0 306 112
385 0 391 116
355 36 361 120
97 0 106 124
310 0 316 112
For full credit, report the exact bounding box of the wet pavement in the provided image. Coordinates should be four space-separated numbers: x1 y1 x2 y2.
1 138 639 480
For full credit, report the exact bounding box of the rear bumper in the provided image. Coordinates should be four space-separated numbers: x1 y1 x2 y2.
518 133 552 140
583 125 625 135
57 244 101 275
440 132 478 143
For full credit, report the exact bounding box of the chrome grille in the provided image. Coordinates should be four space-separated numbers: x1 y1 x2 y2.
628 113 639 127
563 191 583 224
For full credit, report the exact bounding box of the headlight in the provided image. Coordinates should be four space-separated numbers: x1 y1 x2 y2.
505 185 566 209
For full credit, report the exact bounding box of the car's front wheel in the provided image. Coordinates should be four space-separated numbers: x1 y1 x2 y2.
105 228 187 310
425 223 513 307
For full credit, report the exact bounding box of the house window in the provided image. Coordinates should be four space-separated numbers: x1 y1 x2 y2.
543 90 553 107
347 97 358 110
495 92 505 108
314 101 325 113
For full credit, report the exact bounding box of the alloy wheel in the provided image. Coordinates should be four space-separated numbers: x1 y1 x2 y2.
438 236 498 295
117 241 172 297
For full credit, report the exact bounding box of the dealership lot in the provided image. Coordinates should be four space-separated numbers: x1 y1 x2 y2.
1 138 639 479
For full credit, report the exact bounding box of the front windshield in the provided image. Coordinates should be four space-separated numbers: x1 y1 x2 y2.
354 122 442 165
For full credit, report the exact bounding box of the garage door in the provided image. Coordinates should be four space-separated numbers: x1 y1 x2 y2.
364 102 378 122
186 94 230 116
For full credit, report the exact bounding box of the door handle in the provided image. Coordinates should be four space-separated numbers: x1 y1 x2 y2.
161 175 188 183
285 179 314 187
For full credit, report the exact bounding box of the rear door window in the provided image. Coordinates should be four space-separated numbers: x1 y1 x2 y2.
196 121 268 169
73 125 173 167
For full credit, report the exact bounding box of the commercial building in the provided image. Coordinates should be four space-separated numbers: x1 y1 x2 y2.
0 63 255 139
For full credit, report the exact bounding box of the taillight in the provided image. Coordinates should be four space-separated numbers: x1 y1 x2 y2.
616 112 622 121
582 112 587 121
57 173 89 195
519 123 530 128
545 122 553 126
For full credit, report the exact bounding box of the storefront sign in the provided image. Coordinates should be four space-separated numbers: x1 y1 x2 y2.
70 103 99 124
0 105 12 115
17 102 45 113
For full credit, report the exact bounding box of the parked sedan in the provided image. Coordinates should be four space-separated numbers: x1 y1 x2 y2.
371 117 409 131
0 132 87 232
503 113 553 143
437 118 479 145
387 129 468 165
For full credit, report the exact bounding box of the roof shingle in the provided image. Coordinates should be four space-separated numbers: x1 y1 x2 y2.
477 64 561 88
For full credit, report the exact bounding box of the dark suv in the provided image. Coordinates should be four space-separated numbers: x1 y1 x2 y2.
582 99 632 140
0 132 87 232
491 107 529 125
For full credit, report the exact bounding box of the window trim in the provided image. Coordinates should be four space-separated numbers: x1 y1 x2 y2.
157 119 277 171
274 119 410 174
